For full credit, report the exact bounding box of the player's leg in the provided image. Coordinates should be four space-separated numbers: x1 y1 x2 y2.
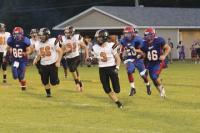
99 67 122 108
197 48 200 64
36 59 42 75
2 57 7 83
126 62 136 96
109 66 123 108
149 62 166 98
18 62 27 91
0 52 3 82
11 64 19 80
40 65 51 97
50 63 60 86
136 60 151 95
67 56 82 91
61 58 68 78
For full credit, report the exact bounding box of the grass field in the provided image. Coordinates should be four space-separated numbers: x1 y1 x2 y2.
0 61 199 133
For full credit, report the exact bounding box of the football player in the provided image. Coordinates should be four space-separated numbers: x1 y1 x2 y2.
92 29 123 108
56 33 68 78
120 26 151 96
7 27 31 90
142 27 171 98
33 28 62 97
0 23 11 83
62 26 89 92
29 29 42 74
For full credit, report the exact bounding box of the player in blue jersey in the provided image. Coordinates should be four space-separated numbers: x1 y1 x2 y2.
7 27 31 91
120 26 151 96
142 27 171 98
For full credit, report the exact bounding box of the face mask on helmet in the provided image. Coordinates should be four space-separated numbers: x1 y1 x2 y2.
123 26 135 41
39 28 50 43
95 29 109 45
30 29 38 38
13 27 24 41
144 28 156 43
64 26 74 39
124 32 133 40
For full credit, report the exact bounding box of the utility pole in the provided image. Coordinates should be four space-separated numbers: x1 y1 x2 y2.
135 0 140 7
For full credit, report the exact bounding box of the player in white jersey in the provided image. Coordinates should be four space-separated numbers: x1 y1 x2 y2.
57 34 68 78
62 26 88 92
92 29 123 109
33 28 62 97
29 29 42 74
30 29 40 53
0 23 11 83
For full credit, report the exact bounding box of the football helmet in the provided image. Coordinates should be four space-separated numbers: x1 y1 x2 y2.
0 23 6 32
95 29 109 45
64 26 74 39
123 26 136 40
30 28 38 35
144 27 156 43
39 28 50 42
30 28 38 38
13 27 24 41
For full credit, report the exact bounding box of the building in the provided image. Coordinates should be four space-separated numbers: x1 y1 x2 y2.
53 6 200 59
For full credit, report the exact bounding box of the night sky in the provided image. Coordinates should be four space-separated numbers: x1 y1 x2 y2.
0 0 200 33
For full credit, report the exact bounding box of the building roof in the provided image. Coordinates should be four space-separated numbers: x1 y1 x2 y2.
53 6 200 30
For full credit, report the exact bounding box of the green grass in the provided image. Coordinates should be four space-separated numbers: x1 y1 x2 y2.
0 62 199 133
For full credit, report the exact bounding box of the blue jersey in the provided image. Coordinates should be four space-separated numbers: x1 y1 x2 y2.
120 36 143 60
7 36 30 62
141 37 165 65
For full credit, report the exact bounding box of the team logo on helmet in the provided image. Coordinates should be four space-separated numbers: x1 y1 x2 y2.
144 27 156 43
13 27 24 41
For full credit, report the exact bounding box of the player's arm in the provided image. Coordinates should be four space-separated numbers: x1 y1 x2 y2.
112 42 121 71
135 48 145 59
55 46 63 67
114 53 121 73
29 44 36 54
79 41 89 60
25 46 31 55
160 44 171 60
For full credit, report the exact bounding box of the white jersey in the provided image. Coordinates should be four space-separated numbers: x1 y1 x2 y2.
93 42 117 68
37 38 59 65
62 34 83 58
0 32 10 53
30 38 40 52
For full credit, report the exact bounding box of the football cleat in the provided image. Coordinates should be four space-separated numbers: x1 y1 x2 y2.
160 88 166 98
46 93 52 98
116 101 123 109
3 79 6 83
129 87 136 96
146 85 151 95
21 87 26 91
